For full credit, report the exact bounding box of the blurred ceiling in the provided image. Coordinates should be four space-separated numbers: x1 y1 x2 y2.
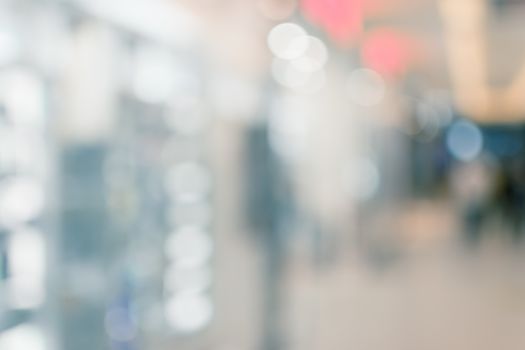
173 0 525 122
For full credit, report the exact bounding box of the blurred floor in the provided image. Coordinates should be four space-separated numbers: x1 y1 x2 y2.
282 204 525 350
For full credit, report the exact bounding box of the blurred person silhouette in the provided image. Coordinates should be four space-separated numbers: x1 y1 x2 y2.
244 122 296 350
450 156 496 246
494 158 525 244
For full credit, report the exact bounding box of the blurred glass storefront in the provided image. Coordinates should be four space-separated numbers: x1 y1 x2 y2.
2 0 525 349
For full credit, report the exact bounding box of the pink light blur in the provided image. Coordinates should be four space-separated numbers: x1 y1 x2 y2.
300 0 363 45
361 30 416 79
